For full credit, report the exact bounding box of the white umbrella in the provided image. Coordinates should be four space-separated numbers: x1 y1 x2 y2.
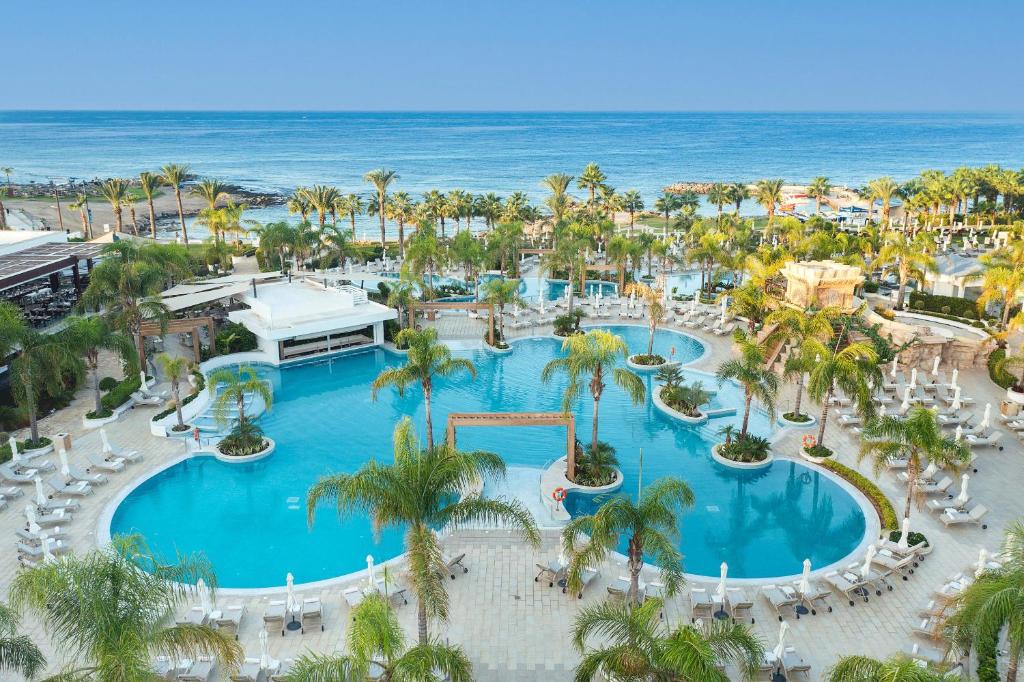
956 474 970 506
772 621 789 662
715 562 728 602
975 549 990 578
539 294 545 314
58 450 71 479
24 505 38 529
950 368 959 390
954 425 963 442
259 628 272 669
592 292 598 308
890 357 898 378
33 476 46 507
909 368 918 390
100 429 113 454
41 536 57 564
919 461 938 481
879 403 887 417
9 437 21 465
196 578 212 614
366 554 376 592
931 356 941 376
720 297 728 316
901 387 911 411
139 370 148 387
860 544 877 580
286 573 299 615
897 517 911 551
979 403 992 430
798 559 812 594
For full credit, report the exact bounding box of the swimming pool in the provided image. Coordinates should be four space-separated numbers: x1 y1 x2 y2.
110 326 867 588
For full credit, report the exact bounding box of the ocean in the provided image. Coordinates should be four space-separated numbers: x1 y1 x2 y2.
3 111 1023 237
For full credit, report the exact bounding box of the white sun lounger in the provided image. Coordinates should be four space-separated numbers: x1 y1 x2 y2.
131 391 164 406
47 476 92 496
17 539 69 558
176 606 210 626
823 571 871 606
917 476 954 496
214 603 245 639
86 450 125 473
0 464 36 484
725 587 754 624
64 462 107 485
177 656 214 682
263 600 287 636
689 587 714 621
16 526 68 544
100 430 142 462
761 584 798 621
562 566 600 599
940 504 988 528
300 596 324 633
965 432 1003 450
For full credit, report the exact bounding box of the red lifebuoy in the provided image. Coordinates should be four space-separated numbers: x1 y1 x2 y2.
802 434 817 449
552 487 567 502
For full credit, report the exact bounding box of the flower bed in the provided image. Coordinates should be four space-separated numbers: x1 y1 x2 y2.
819 459 898 530
779 411 816 427
712 438 773 469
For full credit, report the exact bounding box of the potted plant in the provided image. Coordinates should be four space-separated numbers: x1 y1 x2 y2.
800 434 833 463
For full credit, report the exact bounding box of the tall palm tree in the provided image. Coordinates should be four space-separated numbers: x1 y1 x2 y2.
301 184 339 229
159 163 191 243
624 282 665 358
287 188 312 223
0 601 45 679
403 223 444 300
139 171 164 239
69 193 91 239
319 224 352 271
577 162 607 207
283 591 473 681
807 176 832 215
371 328 475 449
307 418 539 644
62 315 136 416
541 329 645 477
541 232 585 315
385 191 416 257
541 172 574 202
764 307 838 420
973 262 1024 327
364 168 398 248
729 182 750 216
99 178 130 234
707 183 730 218
572 598 764 682
10 534 243 680
606 234 633 290
156 353 193 431
867 176 900 225
826 654 960 681
754 178 785 226
334 192 364 238
715 335 778 439
564 477 694 604
1 167 12 195
208 365 273 430
874 231 937 309
621 189 644 237
599 185 623 224
191 179 229 239
386 279 416 331
944 520 1024 682
654 192 682 239
446 189 472 233
860 407 970 522
807 335 877 449
481 278 526 344
475 192 503 232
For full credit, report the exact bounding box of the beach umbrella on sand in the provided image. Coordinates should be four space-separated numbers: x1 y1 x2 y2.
33 476 46 507
954 425 963 442
799 559 812 594
979 403 992 430
890 357 898 378
975 549 990 578
196 578 212 614
772 621 789 663
366 554 376 592
950 369 958 390
956 474 970 506
897 518 911 551
860 544 877 580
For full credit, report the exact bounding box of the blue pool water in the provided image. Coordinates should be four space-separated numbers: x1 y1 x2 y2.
111 326 866 588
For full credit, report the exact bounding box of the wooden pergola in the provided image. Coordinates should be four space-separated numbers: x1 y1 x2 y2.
138 316 216 365
409 301 496 346
446 411 578 480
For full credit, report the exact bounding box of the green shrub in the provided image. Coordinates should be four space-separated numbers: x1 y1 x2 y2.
872 305 895 321
98 376 118 391
820 459 898 530
21 437 51 450
782 411 812 423
976 627 1000 682
631 354 666 366
101 376 143 411
574 441 619 487
218 419 268 456
215 322 258 355
908 291 982 320
718 435 771 463
988 347 1020 390
553 309 585 337
85 408 113 420
804 443 833 458
886 529 928 548
862 281 879 293
0 406 28 431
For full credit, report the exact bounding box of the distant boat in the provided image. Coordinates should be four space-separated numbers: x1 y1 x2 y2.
779 203 796 212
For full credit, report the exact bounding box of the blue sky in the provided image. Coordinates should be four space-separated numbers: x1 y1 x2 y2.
8 0 1023 111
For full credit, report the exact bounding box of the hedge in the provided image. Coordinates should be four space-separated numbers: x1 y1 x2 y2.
987 347 1017 389
101 375 142 411
820 459 899 530
908 291 982 320
152 370 206 422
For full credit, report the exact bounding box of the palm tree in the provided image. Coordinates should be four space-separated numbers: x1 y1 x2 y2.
283 591 473 681
715 335 778 439
606 235 633 290
654 192 682 238
1 167 11 195
475 192 503 232
860 407 970 522
139 171 164 239
577 162 607 207
729 182 750 216
0 601 45 679
251 221 295 272
973 262 1024 327
62 315 136 416
365 168 398 248
754 178 785 226
99 178 130 234
807 335 877 449
541 232 585 315
307 417 539 644
764 307 838 420
621 189 644 236
807 176 832 215
159 163 192 244
10 534 242 679
334 192 364 238
319 224 352 271
624 282 665 358
481 278 526 344
874 231 937 310
287 188 312 223
69 193 91 239
386 279 416 331
599 185 623 224
157 353 193 431
572 598 764 682
208 365 273 430
826 654 960 681
541 329 645 477
446 189 472 233
564 477 694 604
370 328 475 449
707 183 731 218
867 176 900 225
301 184 338 229
385 191 416 256
944 520 1024 682
191 179 229 239
403 223 444 300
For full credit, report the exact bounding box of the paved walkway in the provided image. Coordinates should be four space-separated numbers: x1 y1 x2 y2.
3 331 1021 680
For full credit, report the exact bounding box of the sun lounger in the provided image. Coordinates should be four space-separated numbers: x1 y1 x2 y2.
176 606 209 626
36 496 78 512
918 599 951 619
374 578 408 607
761 584 798 621
86 450 125 473
689 587 713 622
911 616 943 640
300 596 324 633
912 386 934 405
725 587 754 624
177 657 214 682
17 539 69 558
1 485 24 499
897 461 939 485
926 495 968 512
534 558 565 588
792 581 832 615
781 648 811 679
903 643 949 667
836 412 862 427
16 526 67 544
47 476 92 496
562 566 599 598
64 462 107 485
883 456 908 471
871 550 917 581
0 464 37 484
342 586 364 611
231 659 262 682
823 571 871 606
264 600 287 636
940 504 988 528
100 430 142 462
917 476 953 496
213 603 245 639
32 506 73 526
439 553 468 579
965 432 1003 450
13 459 55 475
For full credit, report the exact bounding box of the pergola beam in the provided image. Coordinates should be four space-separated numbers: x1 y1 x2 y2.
446 411 577 480
409 301 495 346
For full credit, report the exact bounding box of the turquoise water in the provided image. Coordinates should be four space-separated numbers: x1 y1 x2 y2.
111 326 866 588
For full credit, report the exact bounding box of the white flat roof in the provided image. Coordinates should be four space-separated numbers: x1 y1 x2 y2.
0 230 66 257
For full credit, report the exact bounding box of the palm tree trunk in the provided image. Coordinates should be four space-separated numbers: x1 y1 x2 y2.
904 459 917 521
0 196 6 230
114 207 123 234
173 383 184 428
147 198 157 238
349 212 356 238
740 389 752 439
378 195 386 248
896 278 907 310
627 542 643 607
397 218 405 258
647 322 655 357
91 366 102 414
423 381 434 449
793 374 804 417
591 395 600 454
417 597 429 645
567 262 576 316
817 388 833 446
1006 649 1019 682
175 188 189 244
629 211 634 238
